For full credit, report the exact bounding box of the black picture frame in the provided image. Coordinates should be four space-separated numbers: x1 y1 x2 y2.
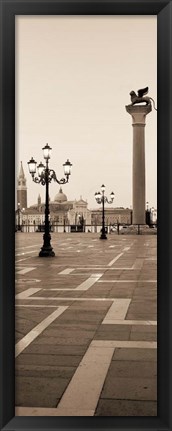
0 1 172 430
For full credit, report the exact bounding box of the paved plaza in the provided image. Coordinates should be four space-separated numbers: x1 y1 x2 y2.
15 232 157 417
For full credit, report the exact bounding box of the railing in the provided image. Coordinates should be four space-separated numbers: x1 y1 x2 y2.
115 223 157 235
15 223 157 234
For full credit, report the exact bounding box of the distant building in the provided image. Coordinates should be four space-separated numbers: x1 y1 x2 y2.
91 207 132 227
16 162 141 232
68 197 91 227
28 188 73 227
17 162 27 209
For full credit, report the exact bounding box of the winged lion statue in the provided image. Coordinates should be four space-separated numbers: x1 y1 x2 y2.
129 87 157 110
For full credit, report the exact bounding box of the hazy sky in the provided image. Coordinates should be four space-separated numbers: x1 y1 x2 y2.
15 16 157 209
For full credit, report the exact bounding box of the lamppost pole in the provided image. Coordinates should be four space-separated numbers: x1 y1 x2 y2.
40 156 52 256
17 203 21 231
17 203 24 231
28 143 72 257
95 185 114 240
146 201 151 227
63 216 66 233
101 189 106 239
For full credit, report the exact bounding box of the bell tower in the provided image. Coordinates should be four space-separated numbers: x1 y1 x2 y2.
17 161 27 209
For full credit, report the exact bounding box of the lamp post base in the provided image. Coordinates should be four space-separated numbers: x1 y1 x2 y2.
39 246 55 257
100 233 107 240
39 231 55 257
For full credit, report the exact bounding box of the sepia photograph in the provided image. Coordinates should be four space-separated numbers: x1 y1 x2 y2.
15 15 157 417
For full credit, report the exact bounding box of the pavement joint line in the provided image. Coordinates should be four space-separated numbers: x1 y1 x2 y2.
109 267 135 270
80 267 136 270
102 298 131 323
15 296 114 302
49 266 136 270
132 258 144 270
107 252 124 267
16 267 36 275
15 296 129 302
58 268 75 275
15 306 68 358
68 272 104 276
16 250 39 256
145 258 157 261
15 304 58 308
55 344 114 415
16 263 44 266
15 244 41 251
16 257 33 263
102 319 157 325
74 268 135 271
43 288 82 291
15 287 42 299
50 265 120 268
75 274 103 291
98 280 156 283
91 340 157 349
15 279 41 283
15 407 94 416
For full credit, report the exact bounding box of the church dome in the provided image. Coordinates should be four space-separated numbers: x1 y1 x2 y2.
54 187 67 203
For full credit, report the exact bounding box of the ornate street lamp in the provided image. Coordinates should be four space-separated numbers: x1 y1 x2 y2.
17 203 21 231
28 143 72 257
146 201 151 226
63 216 67 233
17 203 25 231
95 184 114 240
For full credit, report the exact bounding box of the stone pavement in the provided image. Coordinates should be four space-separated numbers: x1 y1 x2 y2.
15 232 157 416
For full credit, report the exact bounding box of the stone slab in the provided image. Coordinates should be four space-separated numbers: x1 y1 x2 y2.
112 348 157 362
95 399 157 416
101 376 157 401
15 376 69 407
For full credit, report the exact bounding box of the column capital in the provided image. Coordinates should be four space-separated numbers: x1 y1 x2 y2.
125 104 152 125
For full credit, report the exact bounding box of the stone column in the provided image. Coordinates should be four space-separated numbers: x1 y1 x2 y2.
125 104 152 224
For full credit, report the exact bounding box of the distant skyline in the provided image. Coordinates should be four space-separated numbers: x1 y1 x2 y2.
15 15 157 209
